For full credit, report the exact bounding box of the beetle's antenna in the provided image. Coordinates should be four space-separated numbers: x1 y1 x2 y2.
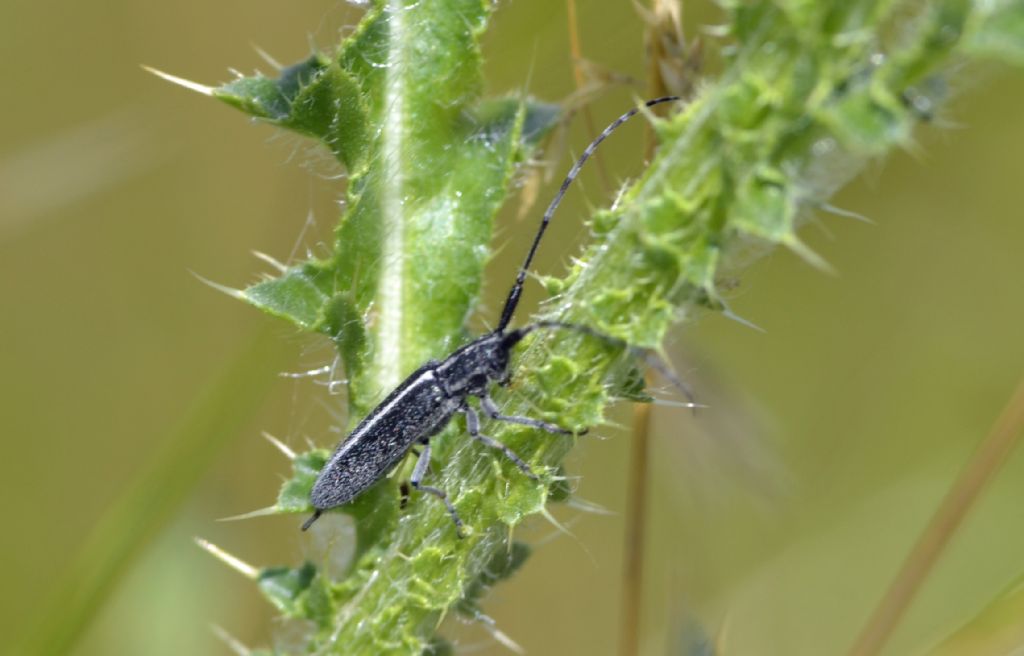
495 96 681 332
300 509 322 531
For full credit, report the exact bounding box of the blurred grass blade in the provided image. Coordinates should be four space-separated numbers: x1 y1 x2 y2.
924 573 1024 655
0 108 163 240
847 377 1024 656
18 325 293 656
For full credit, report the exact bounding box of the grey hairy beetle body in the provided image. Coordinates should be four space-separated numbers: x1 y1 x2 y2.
302 97 682 534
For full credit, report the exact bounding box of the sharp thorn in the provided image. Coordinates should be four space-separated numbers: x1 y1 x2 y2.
217 506 281 522
141 66 214 96
820 202 874 224
721 304 766 333
251 250 287 272
565 497 615 515
194 537 258 580
539 506 575 538
250 43 283 70
649 398 708 410
475 613 525 655
261 431 296 460
210 624 252 656
188 270 246 300
784 236 837 275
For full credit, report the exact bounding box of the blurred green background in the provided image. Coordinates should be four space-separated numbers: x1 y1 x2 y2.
2 1 1023 655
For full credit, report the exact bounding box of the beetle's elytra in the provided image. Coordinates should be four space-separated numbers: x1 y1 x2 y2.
302 96 681 534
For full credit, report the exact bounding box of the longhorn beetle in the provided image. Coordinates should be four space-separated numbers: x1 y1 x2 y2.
302 96 683 533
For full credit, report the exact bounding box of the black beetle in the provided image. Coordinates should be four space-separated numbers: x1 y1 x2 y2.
303 97 681 533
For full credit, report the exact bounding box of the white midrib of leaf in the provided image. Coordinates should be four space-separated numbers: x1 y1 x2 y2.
376 0 406 394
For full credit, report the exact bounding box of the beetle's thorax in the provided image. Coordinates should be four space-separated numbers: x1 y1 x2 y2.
435 332 512 397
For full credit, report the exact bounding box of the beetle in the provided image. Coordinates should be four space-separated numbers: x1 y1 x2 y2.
302 96 682 533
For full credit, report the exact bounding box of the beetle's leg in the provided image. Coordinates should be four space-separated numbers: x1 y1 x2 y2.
398 482 411 509
479 393 574 435
410 439 465 537
397 448 422 510
464 405 538 480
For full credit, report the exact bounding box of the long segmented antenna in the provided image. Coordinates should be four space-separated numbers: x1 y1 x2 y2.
495 95 681 332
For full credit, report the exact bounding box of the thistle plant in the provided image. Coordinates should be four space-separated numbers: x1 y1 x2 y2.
152 0 1024 653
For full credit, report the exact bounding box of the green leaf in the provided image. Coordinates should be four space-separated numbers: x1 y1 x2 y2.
257 561 318 617
275 450 327 513
215 54 369 169
423 636 456 656
213 3 559 431
243 262 332 331
455 541 531 617
254 560 336 630
609 363 655 403
216 55 326 120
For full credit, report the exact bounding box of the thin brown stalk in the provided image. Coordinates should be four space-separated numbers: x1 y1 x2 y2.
639 0 699 156
566 0 612 191
620 389 654 656
643 0 670 159
620 2 682 650
847 377 1024 656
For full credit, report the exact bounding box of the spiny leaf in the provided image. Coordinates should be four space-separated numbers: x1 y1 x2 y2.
211 2 559 430
455 541 531 617
203 4 561 650
215 54 369 169
275 450 326 513
257 562 318 617
243 262 332 332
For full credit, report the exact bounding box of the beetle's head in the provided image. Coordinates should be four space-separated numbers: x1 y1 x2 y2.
476 332 514 389
438 333 510 396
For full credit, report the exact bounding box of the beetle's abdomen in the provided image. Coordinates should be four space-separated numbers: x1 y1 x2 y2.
310 368 458 510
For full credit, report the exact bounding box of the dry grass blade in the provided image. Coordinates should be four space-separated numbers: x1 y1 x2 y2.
566 0 612 192
620 392 655 656
847 376 1024 656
